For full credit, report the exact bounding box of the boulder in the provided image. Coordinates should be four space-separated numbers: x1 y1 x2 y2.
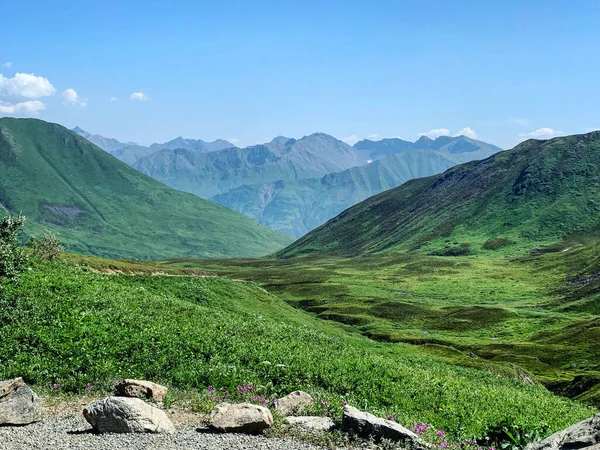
209 402 273 434
341 405 420 444
83 396 175 434
285 416 335 432
525 413 600 450
0 377 42 425
115 379 168 402
275 391 313 416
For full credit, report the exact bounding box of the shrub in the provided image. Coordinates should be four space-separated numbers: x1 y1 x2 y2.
431 243 471 257
28 229 63 261
482 237 514 251
0 214 27 282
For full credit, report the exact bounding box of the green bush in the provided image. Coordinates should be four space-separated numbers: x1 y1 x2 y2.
0 214 27 282
28 229 63 261
483 237 514 251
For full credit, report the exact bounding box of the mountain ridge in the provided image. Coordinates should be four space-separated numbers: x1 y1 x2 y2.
2 118 292 259
278 132 600 257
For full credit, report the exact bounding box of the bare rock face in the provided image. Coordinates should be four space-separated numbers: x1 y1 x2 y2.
525 413 600 450
83 396 175 434
341 405 421 444
275 391 313 416
115 379 168 402
0 377 42 425
209 402 274 434
285 416 335 432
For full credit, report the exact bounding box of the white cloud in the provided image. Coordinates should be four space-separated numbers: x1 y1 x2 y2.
228 138 240 145
0 100 45 115
340 135 360 145
418 128 450 139
62 88 86 107
3 62 12 68
584 127 599 133
367 133 380 140
0 73 56 99
110 96 118 102
519 128 563 139
455 127 477 139
130 91 148 101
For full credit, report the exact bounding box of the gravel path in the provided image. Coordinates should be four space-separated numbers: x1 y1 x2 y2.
0 411 325 450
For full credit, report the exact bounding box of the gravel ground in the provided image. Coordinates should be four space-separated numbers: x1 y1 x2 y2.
0 410 325 450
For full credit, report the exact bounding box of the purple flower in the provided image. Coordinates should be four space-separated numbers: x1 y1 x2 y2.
387 414 397 421
207 385 215 392
437 430 446 436
440 443 448 449
85 383 93 390
320 401 329 408
341 400 348 406
237 386 247 394
51 383 59 390
246 385 254 391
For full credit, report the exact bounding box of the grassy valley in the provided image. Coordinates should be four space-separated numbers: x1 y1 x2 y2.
0 256 593 442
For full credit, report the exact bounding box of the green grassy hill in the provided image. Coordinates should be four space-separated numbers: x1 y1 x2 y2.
0 118 292 259
0 257 592 442
279 132 600 257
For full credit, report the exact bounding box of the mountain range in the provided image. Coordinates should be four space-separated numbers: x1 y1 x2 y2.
74 127 503 237
279 131 600 257
1 118 292 260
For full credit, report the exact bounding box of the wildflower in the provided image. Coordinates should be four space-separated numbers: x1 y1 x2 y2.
440 443 448 449
437 430 446 436
387 414 397 421
85 383 93 390
320 401 329 408
246 385 254 391
207 385 215 392
222 390 229 397
51 383 59 390
237 386 247 394
341 400 348 406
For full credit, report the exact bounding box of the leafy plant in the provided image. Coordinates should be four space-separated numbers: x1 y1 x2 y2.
0 213 27 282
485 421 545 449
28 229 63 261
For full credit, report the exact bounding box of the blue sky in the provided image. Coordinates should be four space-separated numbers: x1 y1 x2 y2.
1 0 599 148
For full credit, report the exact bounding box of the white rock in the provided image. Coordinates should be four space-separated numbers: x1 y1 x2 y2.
210 402 273 434
83 396 175 434
275 391 313 416
0 377 42 425
341 405 421 444
525 413 600 450
285 416 335 432
115 379 168 402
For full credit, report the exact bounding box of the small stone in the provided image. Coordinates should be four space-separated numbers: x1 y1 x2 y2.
83 396 175 434
285 416 335 432
209 402 274 434
0 378 42 425
275 391 313 416
115 379 168 402
341 405 421 444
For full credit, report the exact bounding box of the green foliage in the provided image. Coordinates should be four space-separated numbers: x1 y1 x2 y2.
482 237 514 250
485 421 544 449
0 213 27 282
0 261 592 441
0 117 292 260
28 229 63 261
430 243 471 256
